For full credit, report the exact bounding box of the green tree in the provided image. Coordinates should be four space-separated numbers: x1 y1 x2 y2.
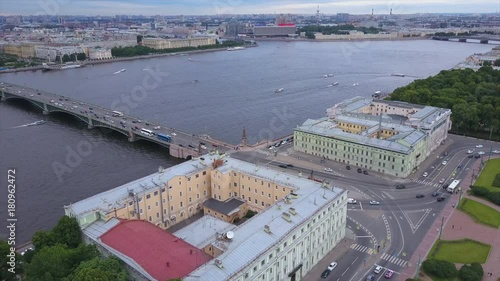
68 257 128 281
32 229 54 250
77 53 86 60
422 259 458 278
0 240 21 281
483 61 492 66
52 216 81 248
494 59 500 67
62 54 71 63
137 35 143 44
459 263 483 281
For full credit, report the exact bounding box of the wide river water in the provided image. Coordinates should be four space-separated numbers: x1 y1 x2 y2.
0 40 493 243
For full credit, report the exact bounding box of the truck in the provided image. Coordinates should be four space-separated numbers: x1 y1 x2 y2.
157 133 172 142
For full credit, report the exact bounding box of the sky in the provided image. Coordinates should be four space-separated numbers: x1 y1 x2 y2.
0 0 498 16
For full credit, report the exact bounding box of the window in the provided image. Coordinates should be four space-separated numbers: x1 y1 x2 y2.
129 201 133 206
179 191 183 196
170 206 174 211
255 199 258 204
180 202 183 207
154 191 158 196
155 202 159 207
234 182 237 187
195 174 199 178
187 177 191 181
203 171 206 175
140 208 143 214
161 187 165 193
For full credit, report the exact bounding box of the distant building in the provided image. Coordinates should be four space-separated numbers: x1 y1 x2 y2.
337 13 350 22
294 97 452 178
88 48 112 60
142 37 216 49
3 43 37 58
35 45 85 61
66 153 347 281
253 26 297 37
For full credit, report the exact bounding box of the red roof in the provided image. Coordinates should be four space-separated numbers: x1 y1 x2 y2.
100 220 212 281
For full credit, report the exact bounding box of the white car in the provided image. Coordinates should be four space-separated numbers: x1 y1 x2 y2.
439 178 445 184
201 145 207 149
171 133 177 136
476 145 483 148
374 265 383 274
442 161 447 165
493 150 500 154
423 172 428 177
327 262 337 271
478 151 485 155
369 201 380 205
324 168 333 172
467 150 473 154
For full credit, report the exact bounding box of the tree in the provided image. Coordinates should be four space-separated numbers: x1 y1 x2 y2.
305 31 315 39
137 35 143 44
68 257 128 281
32 230 54 250
62 54 71 63
459 263 483 281
70 53 77 61
494 59 500 67
422 259 458 278
52 216 81 248
77 53 86 61
0 240 21 281
483 61 491 66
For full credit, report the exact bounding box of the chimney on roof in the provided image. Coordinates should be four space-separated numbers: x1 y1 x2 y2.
190 249 193 255
166 262 170 267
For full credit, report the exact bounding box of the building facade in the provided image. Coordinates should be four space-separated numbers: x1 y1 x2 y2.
253 26 297 37
35 45 85 61
88 48 112 60
294 97 451 178
142 37 216 49
3 43 37 58
66 153 347 281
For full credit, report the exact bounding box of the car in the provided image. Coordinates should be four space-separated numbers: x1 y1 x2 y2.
474 154 481 159
467 150 473 154
327 262 337 271
437 196 446 202
443 151 448 156
30 94 34 97
468 154 474 158
346 165 351 170
384 269 394 279
153 126 161 130
374 266 383 274
416 194 425 198
188 144 195 148
366 274 375 281
268 145 275 150
201 145 207 149
423 172 428 177
357 168 362 173
278 164 287 168
438 178 445 184
432 191 440 197
21 247 34 256
321 269 331 278
363 170 368 175
286 164 294 168
476 144 483 148
478 151 485 155
145 122 150 126
442 161 447 165
324 168 333 172
171 133 177 136
89 107 93 110
347 198 357 204
369 201 380 205
493 150 500 154
396 184 406 189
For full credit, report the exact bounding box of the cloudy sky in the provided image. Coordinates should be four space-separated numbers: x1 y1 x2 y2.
0 0 498 16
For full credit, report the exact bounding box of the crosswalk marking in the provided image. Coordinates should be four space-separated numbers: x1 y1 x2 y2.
381 253 408 267
412 179 441 187
350 244 373 255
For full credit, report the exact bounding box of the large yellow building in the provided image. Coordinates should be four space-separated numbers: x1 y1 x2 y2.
66 153 347 281
3 43 37 58
142 37 216 49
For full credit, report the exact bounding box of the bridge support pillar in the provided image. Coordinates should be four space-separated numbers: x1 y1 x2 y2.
88 124 94 129
458 38 467 43
480 39 488 44
42 110 49 115
128 131 136 142
0 91 5 101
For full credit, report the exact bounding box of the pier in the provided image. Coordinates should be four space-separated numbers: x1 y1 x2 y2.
0 82 235 159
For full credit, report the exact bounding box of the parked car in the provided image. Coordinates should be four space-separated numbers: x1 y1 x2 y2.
384 269 394 279
476 144 483 148
396 184 406 189
278 164 288 168
369 201 380 205
324 168 333 172
374 266 383 274
286 164 294 168
416 194 425 198
357 168 362 173
346 165 351 170
366 274 375 281
363 170 368 175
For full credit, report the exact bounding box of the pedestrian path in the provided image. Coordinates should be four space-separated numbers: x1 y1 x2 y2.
350 243 375 255
412 178 442 187
380 253 408 267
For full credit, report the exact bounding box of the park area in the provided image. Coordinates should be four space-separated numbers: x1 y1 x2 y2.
458 198 500 228
475 158 500 193
428 238 491 264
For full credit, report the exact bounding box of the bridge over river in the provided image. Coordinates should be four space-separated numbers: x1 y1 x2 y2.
0 82 236 159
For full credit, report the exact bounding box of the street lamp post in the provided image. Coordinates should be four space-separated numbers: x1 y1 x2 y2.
438 217 444 240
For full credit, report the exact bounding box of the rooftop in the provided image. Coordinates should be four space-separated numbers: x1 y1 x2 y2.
100 220 212 281
173 215 235 249
203 198 246 216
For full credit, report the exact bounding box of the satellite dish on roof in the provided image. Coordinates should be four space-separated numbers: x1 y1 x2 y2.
226 231 234 239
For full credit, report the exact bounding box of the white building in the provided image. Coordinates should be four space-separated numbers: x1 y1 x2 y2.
88 48 112 60
35 45 85 61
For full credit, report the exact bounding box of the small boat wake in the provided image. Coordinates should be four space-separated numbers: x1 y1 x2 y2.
112 69 126 75
12 120 46 128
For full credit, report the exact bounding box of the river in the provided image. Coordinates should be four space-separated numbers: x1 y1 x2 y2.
0 40 492 243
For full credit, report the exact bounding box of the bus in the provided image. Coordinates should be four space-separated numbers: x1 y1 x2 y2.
447 179 460 193
140 128 154 137
157 133 172 142
112 111 124 117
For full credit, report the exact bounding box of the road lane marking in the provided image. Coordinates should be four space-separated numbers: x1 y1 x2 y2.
352 257 359 265
341 267 350 276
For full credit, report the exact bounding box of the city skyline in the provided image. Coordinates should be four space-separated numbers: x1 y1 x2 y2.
0 0 499 16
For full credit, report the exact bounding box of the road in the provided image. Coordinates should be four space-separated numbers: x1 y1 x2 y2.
233 134 500 281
